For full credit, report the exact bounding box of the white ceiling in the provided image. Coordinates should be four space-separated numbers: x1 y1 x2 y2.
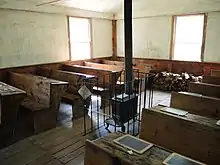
1 0 220 15
0 0 122 13
52 0 122 13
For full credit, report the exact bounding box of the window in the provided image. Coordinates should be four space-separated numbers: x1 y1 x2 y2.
68 17 92 61
171 14 206 62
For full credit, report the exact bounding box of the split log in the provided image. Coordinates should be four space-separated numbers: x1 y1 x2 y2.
153 72 202 91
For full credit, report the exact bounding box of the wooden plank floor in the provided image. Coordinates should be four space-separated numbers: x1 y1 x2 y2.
0 90 171 165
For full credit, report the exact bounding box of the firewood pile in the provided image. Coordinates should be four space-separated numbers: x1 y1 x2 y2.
153 72 203 91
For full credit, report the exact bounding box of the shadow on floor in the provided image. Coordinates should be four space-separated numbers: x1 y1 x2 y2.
0 90 171 149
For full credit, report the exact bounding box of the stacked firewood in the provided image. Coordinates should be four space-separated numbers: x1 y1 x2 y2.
153 72 203 91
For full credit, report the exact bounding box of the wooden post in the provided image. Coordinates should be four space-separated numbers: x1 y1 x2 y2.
112 19 117 60
124 0 133 94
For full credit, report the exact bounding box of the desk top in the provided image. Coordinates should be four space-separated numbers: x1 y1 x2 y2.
61 70 96 79
0 81 26 96
149 105 220 130
91 132 170 165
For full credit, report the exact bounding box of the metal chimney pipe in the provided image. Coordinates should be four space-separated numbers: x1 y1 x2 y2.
124 0 133 94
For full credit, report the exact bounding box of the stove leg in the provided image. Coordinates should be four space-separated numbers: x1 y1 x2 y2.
105 123 109 130
121 125 126 132
105 123 111 133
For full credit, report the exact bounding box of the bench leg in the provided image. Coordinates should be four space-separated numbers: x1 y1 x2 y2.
72 99 89 120
0 96 23 146
33 110 57 134
100 92 110 109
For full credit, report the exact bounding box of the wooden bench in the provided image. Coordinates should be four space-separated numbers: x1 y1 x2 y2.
84 61 124 72
62 64 121 87
85 61 147 92
93 59 125 66
84 61 127 94
62 64 122 108
203 75 220 85
93 59 142 72
0 82 26 144
93 60 152 91
96 59 153 74
37 67 96 119
170 91 220 119
211 70 220 77
91 59 144 76
140 106 220 165
85 132 205 165
85 132 171 165
8 72 68 133
189 82 220 98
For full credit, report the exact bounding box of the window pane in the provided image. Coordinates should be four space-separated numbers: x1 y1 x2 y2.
69 17 91 42
173 15 204 62
70 42 91 61
68 17 91 60
174 43 201 61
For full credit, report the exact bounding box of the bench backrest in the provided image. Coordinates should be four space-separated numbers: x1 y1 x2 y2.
37 67 95 94
62 64 121 88
140 106 220 165
95 60 152 78
84 62 124 72
211 70 220 77
170 91 220 119
98 59 124 66
8 72 68 111
84 61 125 82
189 82 220 98
203 75 220 85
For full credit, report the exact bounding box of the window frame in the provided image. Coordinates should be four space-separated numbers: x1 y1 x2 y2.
170 13 207 62
67 16 93 61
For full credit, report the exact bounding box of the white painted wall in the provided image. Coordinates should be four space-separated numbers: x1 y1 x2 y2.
0 9 69 68
204 12 220 62
117 12 220 62
0 1 114 20
116 0 220 62
116 0 220 19
0 9 113 69
117 17 171 59
92 19 112 58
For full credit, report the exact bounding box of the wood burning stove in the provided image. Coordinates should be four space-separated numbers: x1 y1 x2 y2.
105 93 138 132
